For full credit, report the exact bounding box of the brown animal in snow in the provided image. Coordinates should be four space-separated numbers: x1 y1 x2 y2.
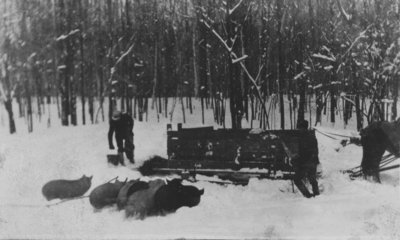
116 179 149 210
89 178 127 209
125 179 165 219
42 175 93 201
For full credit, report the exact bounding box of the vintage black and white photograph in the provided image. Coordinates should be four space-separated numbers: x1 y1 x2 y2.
0 0 399 239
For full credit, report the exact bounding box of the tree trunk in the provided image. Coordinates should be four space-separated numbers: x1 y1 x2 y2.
138 97 143 122
355 93 362 129
46 88 51 128
226 0 242 129
4 98 16 134
276 0 285 129
392 74 398 121
58 0 69 126
198 11 207 125
68 0 77 126
89 94 94 124
145 97 149 122
16 91 24 118
107 0 114 121
25 78 33 133
151 23 159 111
52 0 60 119
296 33 306 128
330 88 336 124
351 60 363 130
34 66 43 123
192 25 199 98
78 0 86 125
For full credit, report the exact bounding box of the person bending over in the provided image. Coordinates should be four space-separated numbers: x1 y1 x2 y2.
108 110 134 165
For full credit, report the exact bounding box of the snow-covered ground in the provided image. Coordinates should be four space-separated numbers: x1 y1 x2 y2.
0 99 399 239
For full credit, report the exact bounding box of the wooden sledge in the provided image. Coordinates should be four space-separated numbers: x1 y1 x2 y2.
144 124 319 183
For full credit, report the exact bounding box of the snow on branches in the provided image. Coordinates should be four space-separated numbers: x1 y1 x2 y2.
229 0 244 15
200 12 269 129
312 53 336 62
56 29 80 42
232 55 248 64
107 35 137 85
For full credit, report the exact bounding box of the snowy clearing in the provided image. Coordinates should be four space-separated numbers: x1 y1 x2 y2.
0 100 399 240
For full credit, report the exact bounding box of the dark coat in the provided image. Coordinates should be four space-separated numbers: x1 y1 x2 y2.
108 113 134 149
292 130 320 198
295 130 319 168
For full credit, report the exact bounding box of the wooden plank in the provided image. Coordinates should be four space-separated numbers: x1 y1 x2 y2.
151 159 293 171
152 167 295 180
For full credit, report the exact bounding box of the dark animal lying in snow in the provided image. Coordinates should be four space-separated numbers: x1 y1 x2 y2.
89 178 127 209
360 119 400 183
125 179 166 219
138 155 169 176
116 179 149 210
42 175 93 201
125 178 204 219
154 178 204 214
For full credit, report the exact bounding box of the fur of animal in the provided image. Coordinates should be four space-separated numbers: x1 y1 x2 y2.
117 180 149 210
360 120 400 183
42 175 93 201
125 179 165 219
138 156 168 176
89 178 127 209
154 178 204 214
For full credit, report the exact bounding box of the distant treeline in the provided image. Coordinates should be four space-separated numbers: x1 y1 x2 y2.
0 0 399 133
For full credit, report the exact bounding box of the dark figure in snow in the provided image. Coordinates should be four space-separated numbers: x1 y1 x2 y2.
315 93 323 126
108 110 135 164
291 120 320 198
360 118 400 183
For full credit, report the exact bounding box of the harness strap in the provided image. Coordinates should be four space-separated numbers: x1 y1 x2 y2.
0 195 89 209
343 154 398 178
314 128 339 140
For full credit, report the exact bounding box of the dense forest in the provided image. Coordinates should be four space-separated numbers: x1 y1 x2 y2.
0 0 399 134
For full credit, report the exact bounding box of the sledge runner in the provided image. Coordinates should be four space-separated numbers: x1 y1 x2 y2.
108 110 135 165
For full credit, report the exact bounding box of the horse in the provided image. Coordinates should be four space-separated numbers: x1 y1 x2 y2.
360 118 400 183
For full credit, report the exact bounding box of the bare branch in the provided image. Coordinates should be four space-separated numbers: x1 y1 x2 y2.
108 34 137 83
336 0 351 22
312 53 336 62
201 19 270 129
113 43 135 69
254 64 264 83
201 19 232 52
232 55 248 64
294 71 306 81
229 0 244 15
56 29 80 42
341 24 373 58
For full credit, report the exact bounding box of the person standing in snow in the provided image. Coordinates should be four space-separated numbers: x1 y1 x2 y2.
108 110 135 165
291 119 320 198
315 92 323 126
